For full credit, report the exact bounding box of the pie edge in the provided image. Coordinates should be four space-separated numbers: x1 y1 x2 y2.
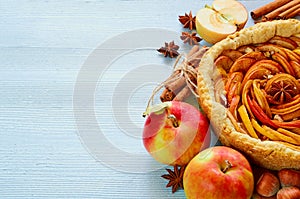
197 19 300 170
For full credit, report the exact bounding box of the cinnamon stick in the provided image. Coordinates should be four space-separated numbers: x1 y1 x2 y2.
187 46 209 68
187 45 200 58
161 69 195 102
263 0 300 21
173 86 191 101
159 72 186 102
160 88 176 102
160 46 202 101
251 0 291 20
159 45 209 102
166 76 186 93
277 3 300 19
282 6 300 19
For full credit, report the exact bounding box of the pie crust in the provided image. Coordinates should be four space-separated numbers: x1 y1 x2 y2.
197 19 300 170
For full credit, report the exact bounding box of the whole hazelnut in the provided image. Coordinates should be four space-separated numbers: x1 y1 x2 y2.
256 172 280 197
277 186 300 199
278 169 300 189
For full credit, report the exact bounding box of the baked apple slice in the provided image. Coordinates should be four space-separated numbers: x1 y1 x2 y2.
197 19 300 170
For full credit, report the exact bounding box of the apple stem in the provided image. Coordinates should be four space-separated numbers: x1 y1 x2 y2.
167 114 179 128
204 4 213 9
222 160 232 173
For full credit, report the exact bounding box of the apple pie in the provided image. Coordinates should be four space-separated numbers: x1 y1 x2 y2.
197 19 300 170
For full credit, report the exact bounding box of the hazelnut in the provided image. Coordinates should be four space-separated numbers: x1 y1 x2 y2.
277 186 300 199
256 172 280 197
278 169 300 188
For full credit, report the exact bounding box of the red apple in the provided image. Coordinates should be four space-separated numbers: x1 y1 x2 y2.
142 101 210 166
183 146 254 199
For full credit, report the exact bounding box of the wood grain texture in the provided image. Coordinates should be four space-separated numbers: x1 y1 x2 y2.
0 0 280 198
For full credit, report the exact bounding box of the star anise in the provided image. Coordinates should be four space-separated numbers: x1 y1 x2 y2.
178 11 196 30
161 165 186 193
267 80 297 104
180 32 202 45
157 41 180 58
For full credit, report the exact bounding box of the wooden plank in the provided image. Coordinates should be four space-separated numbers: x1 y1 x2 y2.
0 0 280 198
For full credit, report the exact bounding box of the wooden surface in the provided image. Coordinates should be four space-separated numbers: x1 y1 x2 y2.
0 0 288 198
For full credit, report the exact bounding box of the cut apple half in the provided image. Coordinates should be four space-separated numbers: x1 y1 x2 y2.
196 0 248 44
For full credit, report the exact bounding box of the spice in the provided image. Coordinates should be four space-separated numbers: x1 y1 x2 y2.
250 0 290 20
157 41 180 58
180 32 202 46
251 0 300 22
265 74 299 105
267 81 296 104
263 0 300 21
161 165 186 193
278 4 300 19
178 11 196 30
160 45 209 102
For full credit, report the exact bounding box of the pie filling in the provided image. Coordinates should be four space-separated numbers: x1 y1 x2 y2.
213 35 300 150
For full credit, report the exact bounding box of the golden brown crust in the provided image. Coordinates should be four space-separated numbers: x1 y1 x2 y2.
197 19 300 170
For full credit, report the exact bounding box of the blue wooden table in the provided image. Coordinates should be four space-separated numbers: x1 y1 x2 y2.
0 0 287 198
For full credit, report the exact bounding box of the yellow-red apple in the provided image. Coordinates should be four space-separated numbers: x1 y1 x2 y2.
142 101 210 166
183 146 254 199
196 0 248 44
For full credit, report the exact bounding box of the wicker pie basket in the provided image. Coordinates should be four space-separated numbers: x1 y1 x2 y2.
197 19 300 170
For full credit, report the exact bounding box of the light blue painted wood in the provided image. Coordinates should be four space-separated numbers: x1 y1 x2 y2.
0 0 291 198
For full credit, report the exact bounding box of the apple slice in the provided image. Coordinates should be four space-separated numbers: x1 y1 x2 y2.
196 0 248 44
212 0 248 30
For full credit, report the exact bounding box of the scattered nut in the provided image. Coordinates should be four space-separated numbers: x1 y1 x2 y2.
278 169 300 188
277 186 300 199
256 172 280 197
